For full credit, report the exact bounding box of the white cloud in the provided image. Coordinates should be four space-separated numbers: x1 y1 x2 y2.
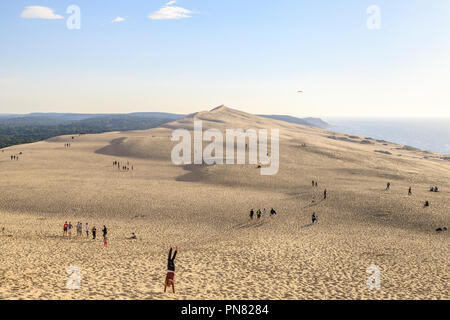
20 6 63 19
112 16 126 23
149 1 193 20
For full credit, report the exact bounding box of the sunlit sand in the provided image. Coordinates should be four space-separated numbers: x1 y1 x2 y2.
0 106 448 300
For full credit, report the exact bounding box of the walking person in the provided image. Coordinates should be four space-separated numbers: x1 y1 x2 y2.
85 223 89 237
323 189 327 200
249 209 254 220
256 209 261 219
68 222 73 236
92 226 97 240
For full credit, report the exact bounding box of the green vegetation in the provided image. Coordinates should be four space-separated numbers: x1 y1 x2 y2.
0 115 179 149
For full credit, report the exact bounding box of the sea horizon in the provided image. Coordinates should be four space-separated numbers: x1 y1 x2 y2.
325 117 450 156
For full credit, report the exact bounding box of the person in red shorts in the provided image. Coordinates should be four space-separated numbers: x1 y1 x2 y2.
164 246 178 293
63 221 68 236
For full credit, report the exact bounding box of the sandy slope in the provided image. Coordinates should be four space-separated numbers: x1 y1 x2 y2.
0 106 448 300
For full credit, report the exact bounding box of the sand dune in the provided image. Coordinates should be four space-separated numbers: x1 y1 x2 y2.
0 106 448 300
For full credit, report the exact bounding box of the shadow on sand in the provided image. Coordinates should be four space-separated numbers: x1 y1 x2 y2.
233 221 267 229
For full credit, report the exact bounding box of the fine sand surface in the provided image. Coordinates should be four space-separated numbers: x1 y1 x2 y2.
0 106 448 300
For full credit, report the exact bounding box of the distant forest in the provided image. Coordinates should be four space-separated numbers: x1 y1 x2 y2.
0 112 328 149
0 113 183 149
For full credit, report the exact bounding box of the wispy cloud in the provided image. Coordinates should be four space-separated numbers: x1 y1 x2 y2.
112 16 126 23
20 6 63 19
149 1 193 20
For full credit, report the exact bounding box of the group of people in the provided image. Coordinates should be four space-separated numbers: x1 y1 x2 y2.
312 180 327 199
10 155 19 161
63 222 108 247
387 182 443 206
64 143 72 148
113 160 134 172
249 208 277 220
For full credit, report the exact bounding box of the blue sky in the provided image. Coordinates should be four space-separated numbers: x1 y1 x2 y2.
1 0 449 118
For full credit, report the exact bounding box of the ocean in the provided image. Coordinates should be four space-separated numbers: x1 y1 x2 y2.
325 118 450 156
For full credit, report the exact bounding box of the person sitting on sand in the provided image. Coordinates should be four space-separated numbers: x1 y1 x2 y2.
128 233 137 239
424 201 430 207
386 182 391 190
434 186 439 192
312 212 318 224
164 246 178 294
249 209 254 220
270 208 276 217
430 186 434 192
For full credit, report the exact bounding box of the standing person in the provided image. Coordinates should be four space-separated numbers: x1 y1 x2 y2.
263 208 267 219
68 222 73 236
256 209 261 219
92 226 97 240
408 187 412 195
102 225 108 246
249 209 254 220
85 223 89 237
312 212 318 224
63 221 68 236
164 246 178 294
386 182 391 190
323 189 327 200
312 180 315 187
